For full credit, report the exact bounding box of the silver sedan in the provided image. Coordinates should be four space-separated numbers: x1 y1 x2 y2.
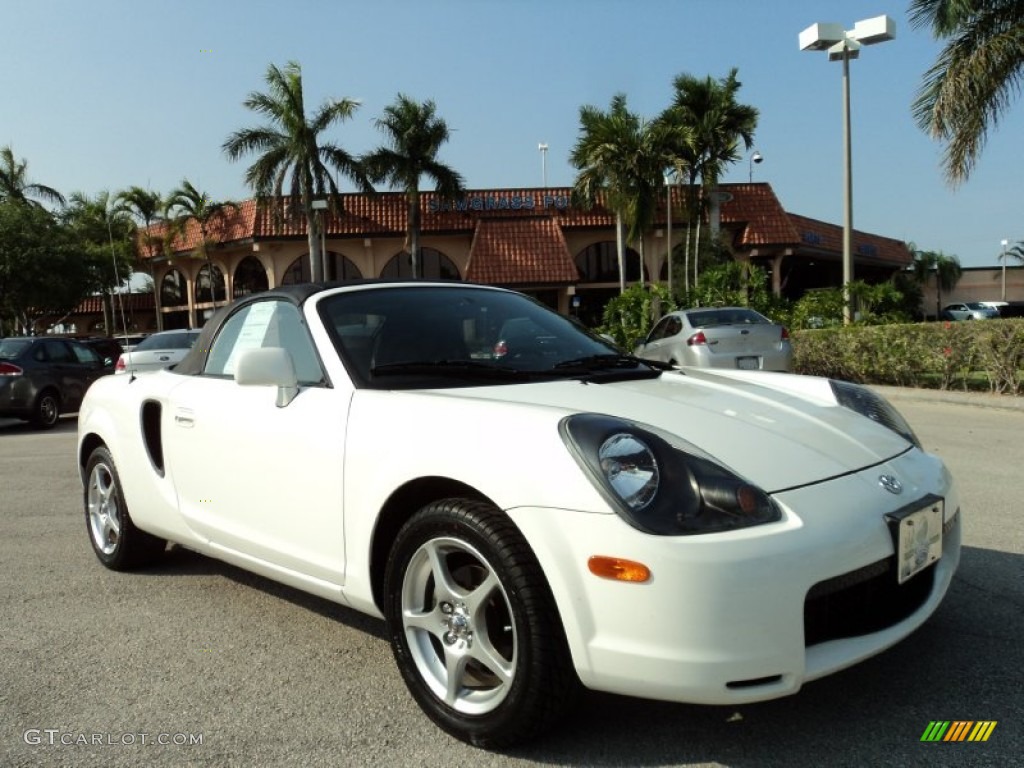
114 329 200 374
940 302 1000 321
634 307 793 371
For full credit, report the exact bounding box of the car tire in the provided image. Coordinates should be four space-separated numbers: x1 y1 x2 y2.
84 446 165 571
384 498 579 748
31 389 60 429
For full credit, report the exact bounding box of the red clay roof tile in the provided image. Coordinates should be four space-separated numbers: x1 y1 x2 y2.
145 185 908 268
465 217 579 285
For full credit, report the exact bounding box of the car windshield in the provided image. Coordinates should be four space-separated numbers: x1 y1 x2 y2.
965 303 990 310
319 285 658 388
0 339 33 359
685 308 769 328
133 331 199 351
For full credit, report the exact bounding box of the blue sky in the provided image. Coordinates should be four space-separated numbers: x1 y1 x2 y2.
3 0 1022 268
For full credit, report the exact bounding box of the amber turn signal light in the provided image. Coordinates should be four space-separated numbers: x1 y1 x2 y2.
587 556 651 583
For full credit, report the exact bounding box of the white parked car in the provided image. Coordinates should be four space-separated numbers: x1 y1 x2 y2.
114 329 201 373
634 307 793 371
78 282 960 747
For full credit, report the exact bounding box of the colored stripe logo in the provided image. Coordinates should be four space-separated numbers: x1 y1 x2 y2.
921 721 997 742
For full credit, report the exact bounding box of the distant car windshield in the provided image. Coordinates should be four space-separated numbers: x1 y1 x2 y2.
134 331 199 352
685 308 769 328
0 339 33 359
965 302 991 310
319 285 650 388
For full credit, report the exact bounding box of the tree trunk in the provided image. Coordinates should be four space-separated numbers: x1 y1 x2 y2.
408 192 421 279
102 293 113 336
638 234 646 286
615 214 626 294
150 261 163 332
307 213 321 283
694 211 702 291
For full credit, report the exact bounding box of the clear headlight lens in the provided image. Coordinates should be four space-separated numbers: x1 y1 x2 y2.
829 380 921 448
561 414 781 536
599 433 659 510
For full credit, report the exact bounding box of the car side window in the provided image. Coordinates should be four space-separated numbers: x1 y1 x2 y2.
70 343 101 364
203 301 325 386
647 316 674 343
42 340 74 363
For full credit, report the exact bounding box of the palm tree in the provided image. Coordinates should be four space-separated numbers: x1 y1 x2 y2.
910 246 963 317
0 145 65 208
661 69 758 290
1001 240 1024 300
223 60 371 282
62 190 138 334
166 179 237 310
363 94 465 279
910 0 1024 186
117 186 166 330
570 94 675 293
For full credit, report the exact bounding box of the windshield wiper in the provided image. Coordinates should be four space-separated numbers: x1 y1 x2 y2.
370 360 529 380
554 354 670 371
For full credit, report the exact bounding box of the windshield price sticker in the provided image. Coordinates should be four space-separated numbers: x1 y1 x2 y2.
886 497 943 584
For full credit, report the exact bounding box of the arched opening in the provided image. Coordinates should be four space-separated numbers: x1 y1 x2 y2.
381 248 460 280
282 252 364 284
196 263 226 305
575 241 641 283
160 269 187 307
233 256 270 298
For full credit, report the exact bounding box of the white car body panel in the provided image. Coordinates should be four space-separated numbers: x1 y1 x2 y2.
508 449 959 702
77 282 960 716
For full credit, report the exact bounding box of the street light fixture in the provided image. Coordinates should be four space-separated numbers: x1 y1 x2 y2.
749 150 763 183
800 15 895 325
538 143 549 187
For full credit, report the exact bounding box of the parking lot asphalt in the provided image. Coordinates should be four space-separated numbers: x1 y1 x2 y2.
872 383 1024 412
0 393 1021 768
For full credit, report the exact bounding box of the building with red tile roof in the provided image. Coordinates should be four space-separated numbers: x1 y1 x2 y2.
93 183 915 330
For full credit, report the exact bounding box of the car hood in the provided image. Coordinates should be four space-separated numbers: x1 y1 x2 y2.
434 369 911 493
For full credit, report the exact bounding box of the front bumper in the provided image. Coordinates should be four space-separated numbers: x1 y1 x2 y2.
508 449 960 704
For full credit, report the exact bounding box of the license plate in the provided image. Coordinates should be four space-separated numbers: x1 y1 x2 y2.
737 356 759 370
886 496 943 584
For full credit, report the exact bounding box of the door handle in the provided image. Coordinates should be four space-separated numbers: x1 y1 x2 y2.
174 409 195 427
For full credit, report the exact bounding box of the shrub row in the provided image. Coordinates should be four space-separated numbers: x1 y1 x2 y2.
793 319 1024 395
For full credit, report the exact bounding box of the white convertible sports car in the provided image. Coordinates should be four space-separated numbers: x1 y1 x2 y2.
77 281 960 747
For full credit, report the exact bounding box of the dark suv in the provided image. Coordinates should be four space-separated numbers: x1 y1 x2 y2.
0 337 110 428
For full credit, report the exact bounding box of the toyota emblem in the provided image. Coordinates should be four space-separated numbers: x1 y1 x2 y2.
879 474 903 494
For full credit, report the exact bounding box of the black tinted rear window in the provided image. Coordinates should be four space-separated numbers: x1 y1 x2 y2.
686 309 769 327
134 331 199 351
0 339 33 359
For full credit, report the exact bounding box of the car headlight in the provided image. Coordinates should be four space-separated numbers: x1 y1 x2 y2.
829 380 921 449
560 414 781 535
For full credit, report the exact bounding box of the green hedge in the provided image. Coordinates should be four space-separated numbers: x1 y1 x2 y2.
793 319 1024 395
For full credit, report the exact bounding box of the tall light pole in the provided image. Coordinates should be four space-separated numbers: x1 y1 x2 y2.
1001 238 1010 301
800 15 895 325
749 150 763 182
538 143 549 187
